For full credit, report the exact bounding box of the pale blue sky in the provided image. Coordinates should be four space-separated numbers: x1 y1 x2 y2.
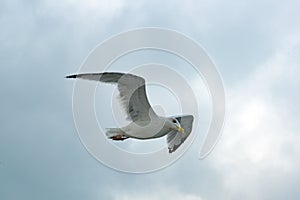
1 0 300 199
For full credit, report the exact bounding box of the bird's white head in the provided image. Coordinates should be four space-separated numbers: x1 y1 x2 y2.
166 117 185 133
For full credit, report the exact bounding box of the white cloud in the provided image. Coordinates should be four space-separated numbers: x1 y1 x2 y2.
112 187 204 200
2 0 300 199
210 35 300 199
45 0 126 16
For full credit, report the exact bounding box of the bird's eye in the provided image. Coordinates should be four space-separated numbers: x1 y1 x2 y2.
172 119 177 123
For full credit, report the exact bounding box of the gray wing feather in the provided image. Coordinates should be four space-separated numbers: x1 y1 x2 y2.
167 115 194 153
66 72 157 122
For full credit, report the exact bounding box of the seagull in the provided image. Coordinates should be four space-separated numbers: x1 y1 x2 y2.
66 72 194 153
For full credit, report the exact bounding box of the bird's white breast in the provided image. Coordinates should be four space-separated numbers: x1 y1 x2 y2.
122 117 168 139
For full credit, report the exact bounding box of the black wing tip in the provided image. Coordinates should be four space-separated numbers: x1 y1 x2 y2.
65 74 77 79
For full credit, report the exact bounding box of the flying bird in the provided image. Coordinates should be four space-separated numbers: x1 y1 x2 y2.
66 72 194 153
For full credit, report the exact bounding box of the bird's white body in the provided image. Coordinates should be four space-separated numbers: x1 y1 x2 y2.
122 116 168 139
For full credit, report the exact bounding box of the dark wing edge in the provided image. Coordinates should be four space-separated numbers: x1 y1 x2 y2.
65 72 124 83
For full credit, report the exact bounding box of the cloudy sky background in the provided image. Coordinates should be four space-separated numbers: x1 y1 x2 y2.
1 0 300 199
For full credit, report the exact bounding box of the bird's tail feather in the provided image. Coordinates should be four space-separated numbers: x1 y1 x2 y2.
105 128 128 140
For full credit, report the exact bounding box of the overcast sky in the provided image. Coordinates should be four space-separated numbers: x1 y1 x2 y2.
1 0 300 199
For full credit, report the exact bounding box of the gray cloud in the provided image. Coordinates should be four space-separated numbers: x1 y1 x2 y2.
1 0 300 199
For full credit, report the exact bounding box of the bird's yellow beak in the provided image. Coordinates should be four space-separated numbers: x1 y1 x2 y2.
177 126 185 133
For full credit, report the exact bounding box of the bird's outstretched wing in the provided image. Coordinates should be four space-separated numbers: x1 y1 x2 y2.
66 72 157 123
167 115 194 153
